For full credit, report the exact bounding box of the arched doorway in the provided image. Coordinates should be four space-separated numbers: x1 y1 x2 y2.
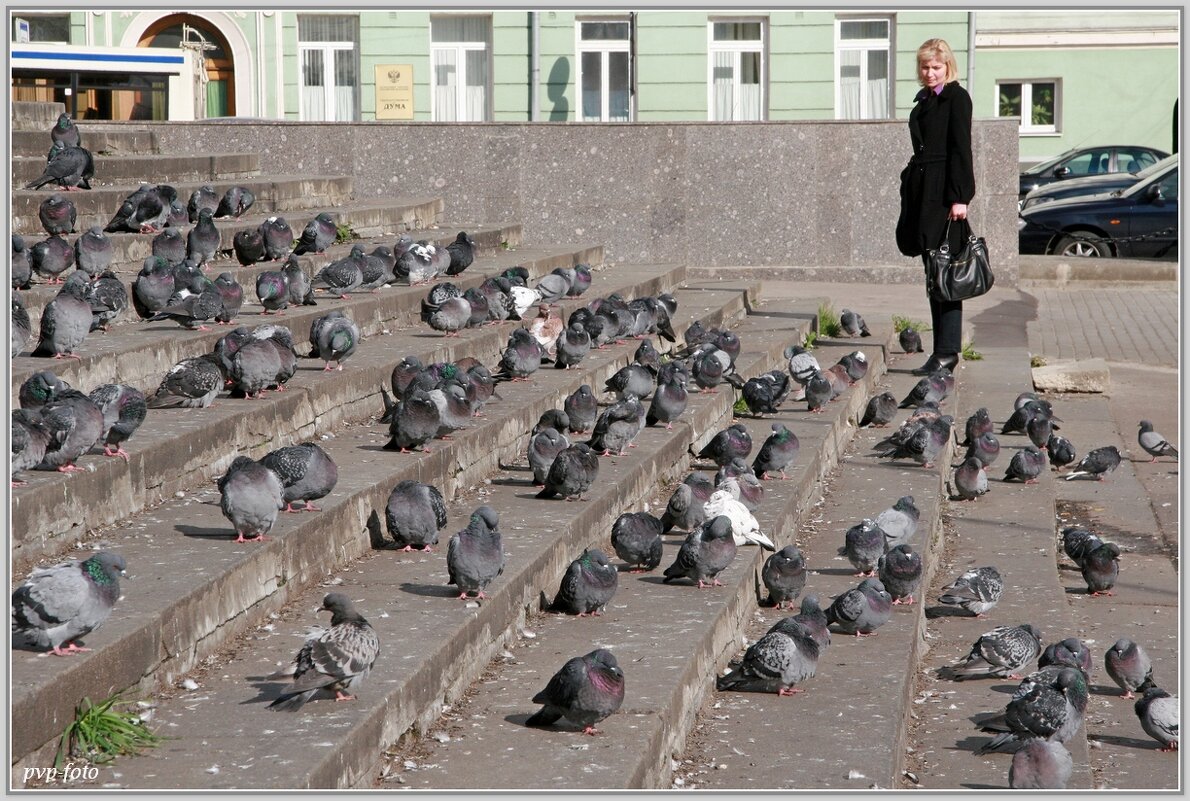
139 14 235 117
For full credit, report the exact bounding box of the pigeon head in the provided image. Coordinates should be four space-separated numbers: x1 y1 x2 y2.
587 648 623 677
704 515 734 541
471 506 500 531
198 208 214 221
61 271 91 297
56 112 73 130
1021 623 1043 644
1110 638 1134 654
582 548 612 569
321 592 366 625
857 577 887 595
84 551 128 584
800 594 822 614
776 545 804 566
1138 420 1154 432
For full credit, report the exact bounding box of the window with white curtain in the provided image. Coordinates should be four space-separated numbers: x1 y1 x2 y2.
431 15 491 122
577 18 632 122
835 17 890 120
707 19 765 122
298 15 359 121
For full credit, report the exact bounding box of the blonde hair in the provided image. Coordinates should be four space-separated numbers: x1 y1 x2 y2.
917 38 959 86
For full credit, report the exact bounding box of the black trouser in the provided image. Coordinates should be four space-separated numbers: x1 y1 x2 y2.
926 289 963 357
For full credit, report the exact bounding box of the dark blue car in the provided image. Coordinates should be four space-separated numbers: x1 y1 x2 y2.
1019 154 1178 211
1018 145 1169 200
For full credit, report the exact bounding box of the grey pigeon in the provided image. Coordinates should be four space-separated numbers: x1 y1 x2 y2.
1026 413 1054 450
826 577 892 637
1047 435 1077 470
534 271 571 305
546 548 618 615
696 423 752 468
899 326 924 353
397 241 440 285
589 396 644 456
899 373 948 409
50 111 82 148
217 456 285 543
383 389 441 453
859 392 897 428
187 184 220 222
246 326 297 394
39 194 77 236
875 495 919 551
789 594 831 651
716 618 819 696
150 275 222 330
646 364 688 428
1137 420 1178 462
166 199 188 228
528 426 570 486
964 431 1001 468
564 385 599 434
554 321 592 369
73 226 112 277
762 545 807 609
839 308 871 337
1009 739 1073 789
878 544 923 605
313 245 367 298
633 339 662 372
536 443 600 500
427 382 473 439
953 456 989 501
945 623 1042 680
1134 687 1179 751
752 423 799 480
213 326 254 376
12 294 32 357
804 370 833 412
151 226 187 268
284 255 317 306
567 263 593 297
1039 638 1093 677
534 409 570 435
822 364 850 399
259 216 294 261
233 228 266 266
663 515 738 588
421 291 472 337
310 310 360 370
976 668 1086 754
260 442 339 513
33 272 92 358
1005 446 1047 483
526 648 625 734
1105 638 1154 698
785 345 820 387
213 272 244 324
105 184 168 234
961 407 994 446
186 209 221 266
12 409 51 485
359 245 397 291
292 211 338 255
689 345 733 393
741 370 791 415
446 506 504 599
11 551 126 656
1080 541 1120 596
30 234 75 283
716 460 765 512
256 269 290 313
1062 526 1103 566
384 480 448 551
838 519 884 576
495 327 544 382
215 185 255 218
661 472 715 533
87 383 146 461
131 256 176 319
610 511 663 572
837 351 868 383
1003 399 1059 435
12 234 32 289
268 593 380 711
937 566 1003 617
26 143 93 191
445 231 476 276
605 363 655 402
147 353 226 409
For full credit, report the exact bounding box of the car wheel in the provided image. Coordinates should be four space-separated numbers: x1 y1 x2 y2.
1054 233 1113 258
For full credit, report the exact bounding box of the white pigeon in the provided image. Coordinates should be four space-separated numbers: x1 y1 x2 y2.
509 285 543 320
703 489 775 550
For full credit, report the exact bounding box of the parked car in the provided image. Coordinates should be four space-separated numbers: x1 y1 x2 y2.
1018 145 1169 199
1018 155 1178 258
1020 154 1179 211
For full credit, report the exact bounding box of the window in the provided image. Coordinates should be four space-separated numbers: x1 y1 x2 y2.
13 14 70 43
298 15 359 121
576 18 632 122
708 19 765 121
1117 147 1160 174
997 80 1058 134
431 15 491 122
835 17 890 120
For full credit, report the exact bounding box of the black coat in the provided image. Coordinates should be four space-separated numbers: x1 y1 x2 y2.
896 81 976 258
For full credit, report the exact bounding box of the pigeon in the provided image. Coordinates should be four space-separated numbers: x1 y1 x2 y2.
663 515 738 588
256 269 290 314
12 294 32 358
310 310 360 371
546 548 618 616
187 184 219 222
313 245 367 298
184 208 221 266
563 263 593 297
552 320 591 369
689 345 734 393
1003 400 1059 435
839 308 871 337
30 234 75 283
130 256 176 319
87 383 146 461
822 364 851 399
1137 421 1178 462
838 519 884 576
1026 414 1054 451
20 370 69 409
1046 435 1077 471
29 141 95 191
526 648 625 735
1009 739 1073 789
899 373 948 409
150 275 223 331
495 328 545 382
534 409 571 435
536 443 600 501
72 227 112 279
212 272 244 324
528 426 570 486
646 364 688 429
589 396 644 456
441 230 477 276
945 624 1043 681
397 241 440 285
34 388 104 474
605 363 656 402
280 255 316 307
610 512 664 572
564 385 599 435
259 216 294 261
50 112 81 148
105 184 166 234
1105 638 1155 699
837 351 869 383
875 495 920 551
151 226 187 268
878 544 922 605
661 472 715 533
292 211 338 256
1039 638 1093 677
260 443 339 514
39 194 77 235
702 490 775 550
696 423 752 468
33 272 92 358
383 390 441 453
12 408 52 485
975 668 1085 754
446 506 504 599
716 618 819 696
762 545 807 609
741 370 791 415
227 228 264 267
1134 688 1179 752
215 185 255 218
1004 446 1046 483
11 551 127 656
964 431 1001 468
751 423 799 480
379 479 448 551
268 593 380 711
12 234 32 289
146 353 226 409
716 461 765 512
960 407 994 447
788 594 832 652
1061 526 1103 566
937 566 1003 617
421 291 473 337
217 456 285 543
952 456 989 501
899 326 924 354
1079 541 1120 596
633 339 662 372
826 577 892 637
804 370 833 413
358 245 397 291
785 345 821 387
859 392 897 428
533 271 572 305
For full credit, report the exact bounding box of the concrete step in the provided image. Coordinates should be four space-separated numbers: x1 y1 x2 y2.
11 100 65 129
13 175 357 233
13 152 260 187
12 243 608 564
13 128 159 158
15 219 523 340
14 279 748 779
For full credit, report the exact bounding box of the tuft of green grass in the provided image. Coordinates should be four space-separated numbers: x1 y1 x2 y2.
56 693 163 769
892 314 931 333
1030 355 1047 368
961 341 984 361
817 303 842 338
499 239 511 251
334 223 355 244
801 330 819 350
732 396 750 416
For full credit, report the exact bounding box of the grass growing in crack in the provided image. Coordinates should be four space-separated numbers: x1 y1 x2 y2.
1030 355 1047 368
801 330 819 350
961 341 984 361
335 223 356 244
56 693 163 769
817 303 842 338
732 396 750 416
892 314 931 333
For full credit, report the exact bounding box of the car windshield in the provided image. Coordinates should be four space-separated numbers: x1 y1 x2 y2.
1023 149 1080 176
1120 161 1178 198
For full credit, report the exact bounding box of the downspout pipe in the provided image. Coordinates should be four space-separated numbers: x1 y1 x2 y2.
967 12 976 98
530 12 540 122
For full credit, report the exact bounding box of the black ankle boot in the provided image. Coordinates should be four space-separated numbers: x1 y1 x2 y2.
911 353 958 376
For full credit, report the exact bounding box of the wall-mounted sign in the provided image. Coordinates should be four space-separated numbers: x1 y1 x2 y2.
375 64 413 120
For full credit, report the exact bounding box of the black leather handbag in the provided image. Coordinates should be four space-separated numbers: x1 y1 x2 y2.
925 218 994 302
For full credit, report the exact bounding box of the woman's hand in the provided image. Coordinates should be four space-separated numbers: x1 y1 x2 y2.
949 203 968 220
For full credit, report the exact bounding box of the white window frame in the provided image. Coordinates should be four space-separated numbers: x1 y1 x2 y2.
298 41 357 122
575 16 633 122
430 15 492 122
995 79 1060 135
706 17 767 122
833 16 892 120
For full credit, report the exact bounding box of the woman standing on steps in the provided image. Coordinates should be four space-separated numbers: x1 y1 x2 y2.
896 37 975 376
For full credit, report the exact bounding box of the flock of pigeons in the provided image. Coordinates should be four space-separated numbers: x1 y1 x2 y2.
10 114 1179 785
